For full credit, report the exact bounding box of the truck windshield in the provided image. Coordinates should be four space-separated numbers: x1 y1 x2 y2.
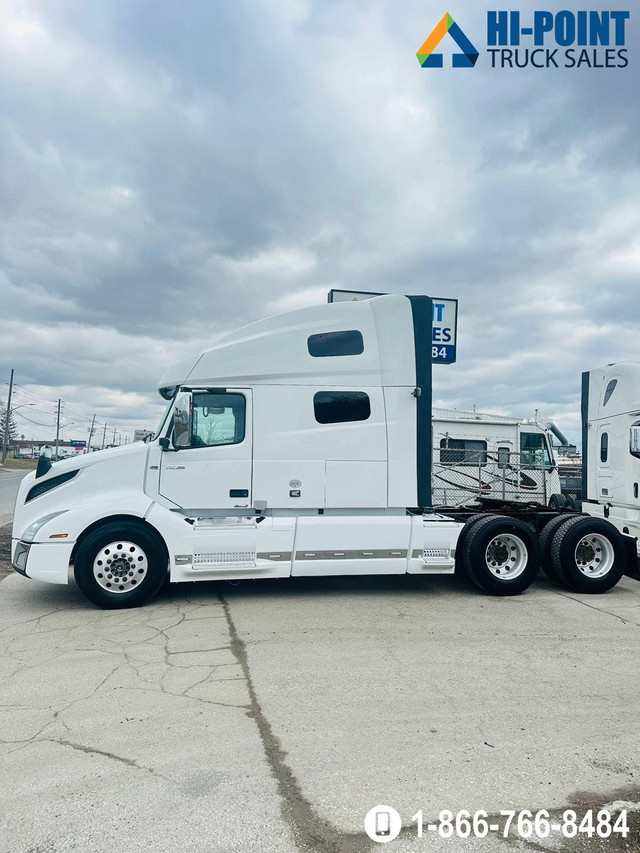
520 433 553 468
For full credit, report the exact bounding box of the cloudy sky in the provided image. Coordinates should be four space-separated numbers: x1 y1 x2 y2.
1 0 638 447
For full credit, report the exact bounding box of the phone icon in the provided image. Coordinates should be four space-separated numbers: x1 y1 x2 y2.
375 809 392 837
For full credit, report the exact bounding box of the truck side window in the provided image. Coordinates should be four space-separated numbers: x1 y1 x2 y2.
439 438 487 467
308 330 364 357
191 393 245 447
313 391 370 424
600 432 608 463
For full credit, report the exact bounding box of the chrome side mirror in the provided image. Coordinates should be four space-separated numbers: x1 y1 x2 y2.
173 391 193 448
630 424 640 458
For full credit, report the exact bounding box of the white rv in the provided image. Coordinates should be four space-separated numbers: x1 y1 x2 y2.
10 296 633 607
432 410 561 507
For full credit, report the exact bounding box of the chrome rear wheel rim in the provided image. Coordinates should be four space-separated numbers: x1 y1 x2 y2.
575 533 614 578
485 533 528 580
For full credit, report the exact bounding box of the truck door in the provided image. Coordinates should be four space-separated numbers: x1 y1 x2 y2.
159 389 253 510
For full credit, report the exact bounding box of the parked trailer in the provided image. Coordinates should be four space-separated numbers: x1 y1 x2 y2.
10 295 635 608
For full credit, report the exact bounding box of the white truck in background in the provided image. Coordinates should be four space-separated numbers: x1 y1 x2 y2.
10 295 637 608
581 362 640 552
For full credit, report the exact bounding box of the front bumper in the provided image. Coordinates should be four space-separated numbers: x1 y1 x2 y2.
11 538 74 585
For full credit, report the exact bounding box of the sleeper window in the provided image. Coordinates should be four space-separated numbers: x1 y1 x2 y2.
603 379 617 406
313 391 370 424
190 393 245 447
308 330 364 357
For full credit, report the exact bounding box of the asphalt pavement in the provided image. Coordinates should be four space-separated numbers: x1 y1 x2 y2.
0 468 28 525
1 566 639 853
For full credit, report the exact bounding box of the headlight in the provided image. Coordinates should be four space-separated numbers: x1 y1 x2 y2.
22 511 68 543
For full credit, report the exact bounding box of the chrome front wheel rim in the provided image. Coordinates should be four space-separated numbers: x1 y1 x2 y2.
93 540 148 593
574 534 615 578
485 533 528 580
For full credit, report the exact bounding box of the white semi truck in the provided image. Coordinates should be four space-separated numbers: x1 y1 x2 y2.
10 295 637 608
581 361 640 546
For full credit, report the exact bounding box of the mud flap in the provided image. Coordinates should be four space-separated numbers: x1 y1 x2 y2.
623 534 640 581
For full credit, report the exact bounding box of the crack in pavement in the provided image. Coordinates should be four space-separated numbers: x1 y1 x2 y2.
218 587 373 853
41 737 172 780
553 591 640 627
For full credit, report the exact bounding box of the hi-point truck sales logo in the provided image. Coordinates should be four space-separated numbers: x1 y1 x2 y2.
417 10 630 69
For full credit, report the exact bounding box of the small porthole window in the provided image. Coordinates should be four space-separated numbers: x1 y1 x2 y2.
603 379 617 406
308 330 364 357
313 391 370 424
600 432 608 463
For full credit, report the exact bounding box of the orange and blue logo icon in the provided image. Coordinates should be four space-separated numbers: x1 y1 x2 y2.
416 13 479 67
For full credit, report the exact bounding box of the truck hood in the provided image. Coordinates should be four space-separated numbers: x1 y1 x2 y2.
52 442 147 473
13 442 151 542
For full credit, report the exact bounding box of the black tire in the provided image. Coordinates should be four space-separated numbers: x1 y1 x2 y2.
564 494 578 511
462 515 541 596
538 514 581 584
549 516 627 594
549 493 567 510
74 521 168 609
454 513 498 574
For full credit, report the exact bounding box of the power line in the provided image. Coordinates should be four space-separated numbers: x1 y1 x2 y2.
2 379 155 434
13 411 54 427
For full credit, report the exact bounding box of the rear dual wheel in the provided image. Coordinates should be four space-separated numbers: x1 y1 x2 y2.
461 515 540 596
539 513 579 583
548 516 626 594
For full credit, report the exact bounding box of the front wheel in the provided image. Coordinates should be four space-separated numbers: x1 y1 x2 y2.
461 515 541 596
74 522 168 609
549 516 626 593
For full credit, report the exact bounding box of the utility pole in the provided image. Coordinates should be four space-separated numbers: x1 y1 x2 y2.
54 399 61 461
1 368 14 464
101 422 107 450
87 414 96 453
112 426 117 446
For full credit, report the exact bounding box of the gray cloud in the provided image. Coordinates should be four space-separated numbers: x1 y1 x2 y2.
1 0 639 445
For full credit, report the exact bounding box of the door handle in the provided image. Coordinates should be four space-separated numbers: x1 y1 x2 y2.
634 483 638 499
229 489 249 498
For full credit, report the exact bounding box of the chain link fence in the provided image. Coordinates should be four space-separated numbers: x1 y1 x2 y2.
432 444 561 507
557 463 582 499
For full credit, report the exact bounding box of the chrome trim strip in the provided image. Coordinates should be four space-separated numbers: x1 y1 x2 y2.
295 549 408 561
256 552 292 561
